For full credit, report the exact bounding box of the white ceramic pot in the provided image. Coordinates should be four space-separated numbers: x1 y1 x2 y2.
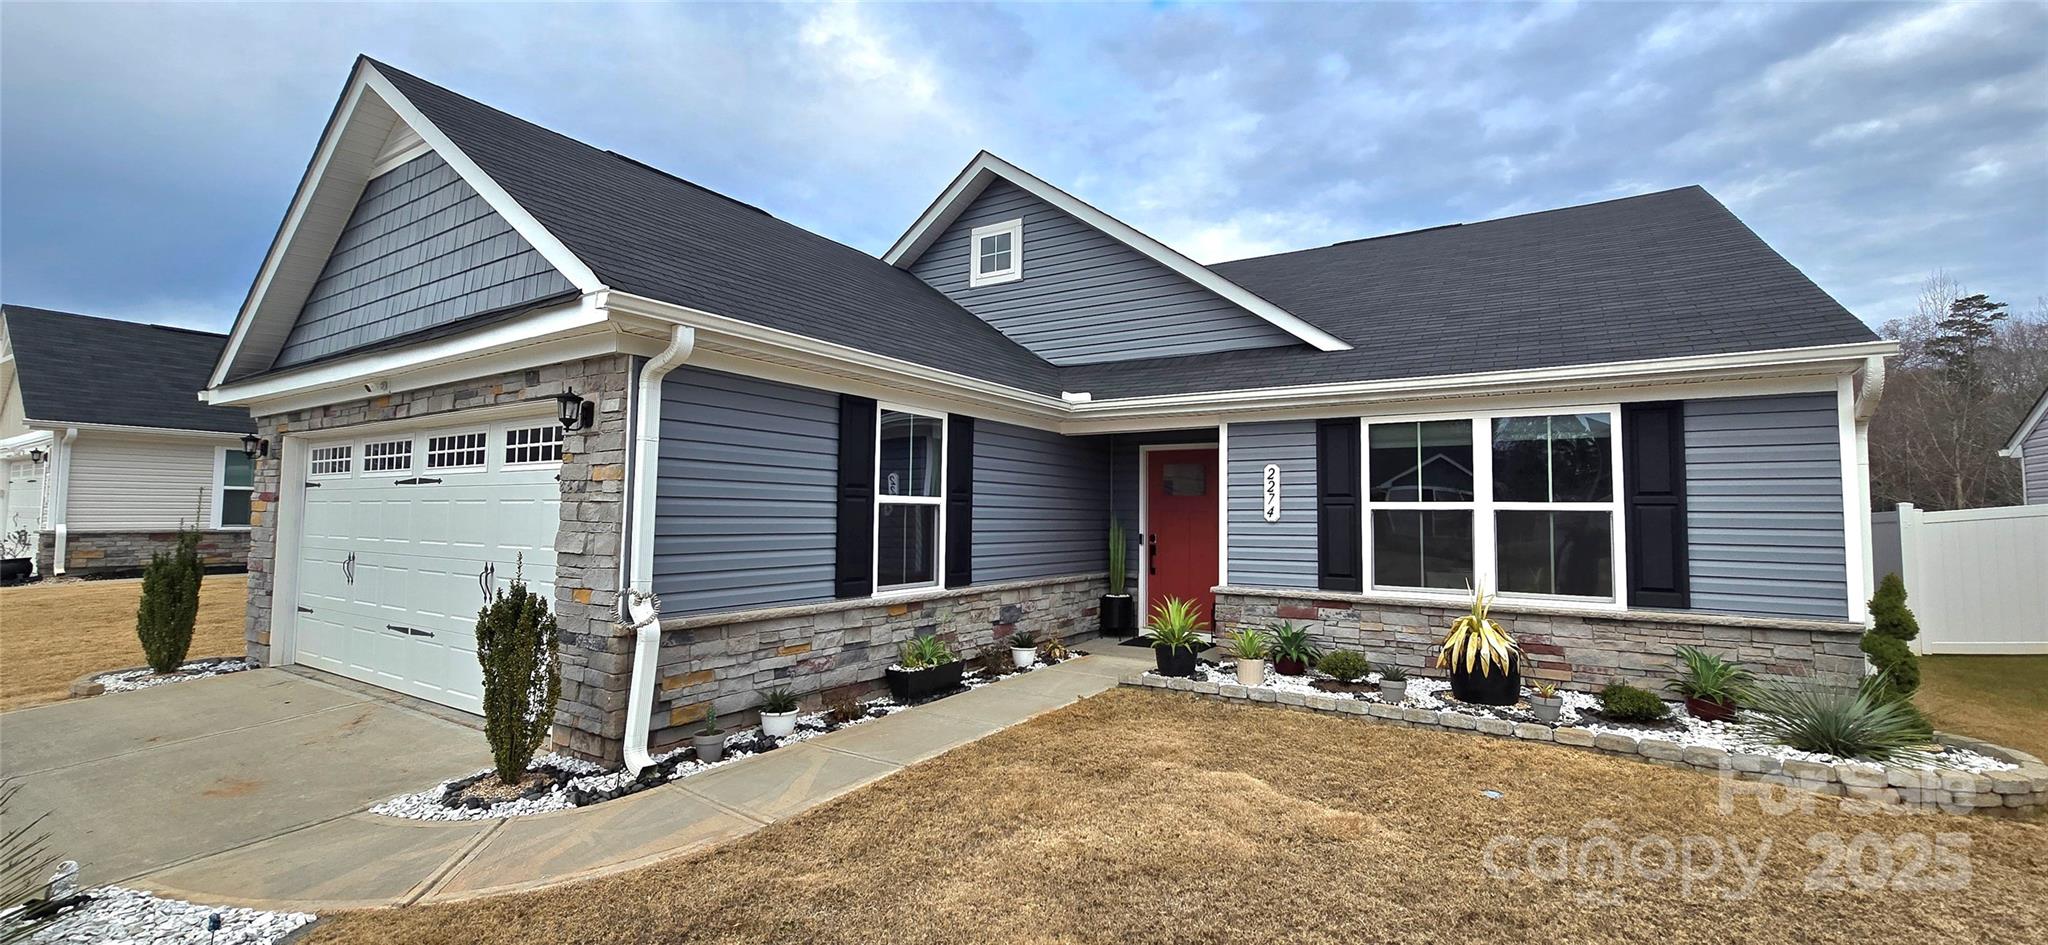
1236 658 1265 687
1011 646 1037 670
1380 680 1408 704
760 710 798 739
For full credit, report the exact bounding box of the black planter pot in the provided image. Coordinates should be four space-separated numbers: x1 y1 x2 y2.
1154 645 1199 677
0 558 31 585
886 661 965 703
1100 595 1136 636
1273 656 1309 676
1448 656 1521 706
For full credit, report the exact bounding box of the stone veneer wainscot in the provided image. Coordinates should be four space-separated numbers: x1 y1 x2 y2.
1214 587 1868 692
240 355 634 762
36 529 250 578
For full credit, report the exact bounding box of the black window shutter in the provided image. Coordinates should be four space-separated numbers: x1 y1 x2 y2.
1623 401 1689 609
835 394 877 599
1316 419 1364 592
945 415 974 588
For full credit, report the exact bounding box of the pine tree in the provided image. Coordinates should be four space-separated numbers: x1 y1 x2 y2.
474 556 561 785
1867 573 1920 642
136 527 204 674
1862 573 1922 696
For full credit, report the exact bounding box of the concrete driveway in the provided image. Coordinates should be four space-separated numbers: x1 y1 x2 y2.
0 668 485 890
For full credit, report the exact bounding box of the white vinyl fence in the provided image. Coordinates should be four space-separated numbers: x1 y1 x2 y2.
1869 502 2048 654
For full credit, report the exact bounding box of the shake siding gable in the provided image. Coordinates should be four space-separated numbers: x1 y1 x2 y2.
272 149 575 368
1683 393 1850 620
1226 421 1318 589
654 367 840 616
970 421 1109 584
907 179 1299 365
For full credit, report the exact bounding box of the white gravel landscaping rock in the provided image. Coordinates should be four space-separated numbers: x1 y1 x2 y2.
95 658 253 693
22 886 312 945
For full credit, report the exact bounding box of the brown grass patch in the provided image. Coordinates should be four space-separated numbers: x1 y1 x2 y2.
309 688 2047 945
0 574 248 710
1918 655 2048 760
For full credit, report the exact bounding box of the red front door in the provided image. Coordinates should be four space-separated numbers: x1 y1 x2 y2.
1145 448 1220 630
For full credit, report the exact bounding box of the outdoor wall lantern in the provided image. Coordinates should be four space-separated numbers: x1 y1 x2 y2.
556 388 594 431
240 433 269 460
26 448 46 465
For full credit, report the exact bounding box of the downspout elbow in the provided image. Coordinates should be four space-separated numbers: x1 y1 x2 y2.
620 325 695 776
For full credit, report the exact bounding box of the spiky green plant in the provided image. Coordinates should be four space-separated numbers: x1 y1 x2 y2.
473 556 560 785
1438 586 1518 678
1665 646 1757 706
1740 673 1937 763
1268 622 1322 667
1 780 57 944
1007 629 1039 649
1106 519 1128 596
758 686 800 714
1222 626 1269 661
136 526 204 674
899 634 958 670
1378 663 1409 682
1148 597 1207 653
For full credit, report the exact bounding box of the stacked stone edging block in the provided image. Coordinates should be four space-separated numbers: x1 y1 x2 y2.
1123 675 2048 816
34 529 250 577
1214 587 1866 693
240 356 634 762
647 573 1106 752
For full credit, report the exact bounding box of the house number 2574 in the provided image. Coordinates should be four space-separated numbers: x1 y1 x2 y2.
1262 464 1282 522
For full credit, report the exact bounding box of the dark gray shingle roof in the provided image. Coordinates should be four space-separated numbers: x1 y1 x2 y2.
4 305 254 433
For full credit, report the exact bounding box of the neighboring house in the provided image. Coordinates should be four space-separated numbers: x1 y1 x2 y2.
0 306 257 577
2000 385 2048 504
202 58 1895 766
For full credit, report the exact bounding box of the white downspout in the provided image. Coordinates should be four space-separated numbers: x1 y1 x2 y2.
51 427 77 575
620 325 695 776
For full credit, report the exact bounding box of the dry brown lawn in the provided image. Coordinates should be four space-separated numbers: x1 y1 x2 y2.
0 574 248 710
1918 655 2048 760
309 687 2047 945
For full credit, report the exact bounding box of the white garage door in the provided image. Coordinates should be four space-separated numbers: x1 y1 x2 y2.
293 416 564 714
4 460 45 565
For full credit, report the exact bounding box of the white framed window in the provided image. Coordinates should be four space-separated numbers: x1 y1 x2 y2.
361 438 414 474
425 431 488 470
1363 406 1625 605
308 444 352 477
504 424 564 465
967 218 1023 287
874 405 946 593
213 448 254 528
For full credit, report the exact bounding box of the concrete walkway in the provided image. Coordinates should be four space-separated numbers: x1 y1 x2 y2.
46 645 1149 911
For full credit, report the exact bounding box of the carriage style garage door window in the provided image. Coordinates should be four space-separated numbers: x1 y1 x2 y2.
290 414 562 714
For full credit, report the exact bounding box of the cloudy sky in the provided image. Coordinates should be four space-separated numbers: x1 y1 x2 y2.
2 1 2043 334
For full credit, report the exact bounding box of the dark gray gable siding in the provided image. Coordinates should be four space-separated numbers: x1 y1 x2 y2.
1684 393 1848 620
971 421 1109 584
271 150 575 368
907 180 1298 366
654 366 839 616
2024 420 2048 505
1226 421 1318 588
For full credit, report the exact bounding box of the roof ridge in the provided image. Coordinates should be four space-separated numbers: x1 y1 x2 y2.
2 304 229 339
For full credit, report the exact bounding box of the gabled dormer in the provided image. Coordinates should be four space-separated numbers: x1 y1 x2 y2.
885 153 1349 366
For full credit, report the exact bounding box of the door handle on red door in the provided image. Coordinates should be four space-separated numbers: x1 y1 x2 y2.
1148 534 1158 575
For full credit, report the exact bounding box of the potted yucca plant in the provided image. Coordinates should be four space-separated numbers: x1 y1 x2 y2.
1377 663 1410 703
758 686 801 739
887 634 963 703
1223 626 1269 687
1008 629 1039 670
1148 597 1206 677
1438 587 1519 705
1268 622 1322 676
1529 680 1563 724
1665 645 1755 722
1100 519 1136 636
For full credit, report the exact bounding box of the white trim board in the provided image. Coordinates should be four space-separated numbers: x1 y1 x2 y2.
883 151 1351 354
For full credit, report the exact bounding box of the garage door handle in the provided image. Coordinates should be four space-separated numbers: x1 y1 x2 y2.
386 624 435 639
394 477 442 486
297 606 314 614
478 562 496 602
342 552 356 585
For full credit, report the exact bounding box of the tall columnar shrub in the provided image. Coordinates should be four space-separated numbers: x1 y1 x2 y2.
135 527 203 674
474 559 561 785
1861 573 1922 696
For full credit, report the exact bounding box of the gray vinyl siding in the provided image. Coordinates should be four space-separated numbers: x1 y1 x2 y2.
971 422 1109 584
1226 421 1318 588
272 150 574 368
1684 393 1849 620
907 180 1298 365
654 367 839 616
2023 419 2048 505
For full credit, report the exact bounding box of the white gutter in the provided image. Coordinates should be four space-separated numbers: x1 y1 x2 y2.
50 428 76 575
620 325 696 776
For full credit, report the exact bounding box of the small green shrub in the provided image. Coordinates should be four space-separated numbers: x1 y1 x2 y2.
1317 650 1371 683
1868 573 1920 641
1598 682 1671 722
474 559 561 785
136 526 204 674
976 641 1009 674
900 635 958 670
1740 674 1935 763
758 687 800 714
1860 633 1922 696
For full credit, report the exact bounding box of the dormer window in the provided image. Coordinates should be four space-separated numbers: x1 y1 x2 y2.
968 218 1023 287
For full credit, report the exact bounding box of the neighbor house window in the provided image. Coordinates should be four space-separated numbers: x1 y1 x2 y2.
967 218 1023 287
874 407 945 591
1365 408 1621 602
217 449 254 528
